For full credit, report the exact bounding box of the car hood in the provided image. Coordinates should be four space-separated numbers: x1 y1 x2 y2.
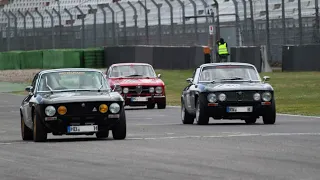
38 91 124 104
109 78 164 86
200 81 273 92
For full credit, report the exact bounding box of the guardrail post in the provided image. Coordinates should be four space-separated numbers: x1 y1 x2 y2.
189 0 199 43
35 9 44 49
164 0 174 44
177 0 186 39
231 0 241 46
45 9 55 49
26 10 36 50
75 6 85 48
3 11 10 51
248 0 255 45
64 8 75 48
53 8 62 48
128 1 138 44
116 2 127 45
98 4 107 46
8 10 18 50
88 5 97 47
138 1 149 45
18 10 27 50
150 0 162 45
105 4 116 45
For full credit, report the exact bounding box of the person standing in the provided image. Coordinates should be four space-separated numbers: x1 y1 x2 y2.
216 38 229 62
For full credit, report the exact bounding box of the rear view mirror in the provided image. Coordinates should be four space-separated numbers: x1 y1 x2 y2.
186 78 193 84
25 86 33 92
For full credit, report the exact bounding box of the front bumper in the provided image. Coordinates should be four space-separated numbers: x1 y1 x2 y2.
41 113 121 135
122 95 166 106
203 101 273 119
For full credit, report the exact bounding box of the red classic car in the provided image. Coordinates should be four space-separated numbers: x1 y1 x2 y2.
105 63 166 109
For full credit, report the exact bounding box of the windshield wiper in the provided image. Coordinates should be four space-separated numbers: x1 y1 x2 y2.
221 77 244 81
126 74 144 77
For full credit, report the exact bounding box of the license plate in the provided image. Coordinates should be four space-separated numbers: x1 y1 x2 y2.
227 106 253 113
131 97 148 102
67 125 98 133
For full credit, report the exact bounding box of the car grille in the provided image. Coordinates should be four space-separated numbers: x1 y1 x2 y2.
220 91 261 102
52 102 114 116
125 86 152 94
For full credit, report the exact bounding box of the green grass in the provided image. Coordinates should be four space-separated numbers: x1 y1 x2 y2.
156 70 320 116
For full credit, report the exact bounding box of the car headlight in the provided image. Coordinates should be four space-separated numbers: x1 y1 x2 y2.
262 92 272 101
99 104 108 113
219 93 226 101
109 103 120 114
155 86 163 94
123 87 129 94
57 106 67 115
149 87 155 93
253 93 261 101
45 106 56 116
207 93 217 103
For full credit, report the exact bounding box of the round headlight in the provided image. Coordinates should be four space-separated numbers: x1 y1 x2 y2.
109 103 120 114
155 87 163 94
207 93 217 103
123 87 129 94
57 106 67 115
149 87 155 93
219 93 226 101
45 106 56 116
99 104 108 113
262 92 272 101
253 93 261 101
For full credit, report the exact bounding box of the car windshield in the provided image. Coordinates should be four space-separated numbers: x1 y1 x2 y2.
199 65 261 82
37 71 110 92
109 65 156 78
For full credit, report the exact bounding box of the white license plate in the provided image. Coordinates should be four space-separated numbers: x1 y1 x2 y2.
227 106 253 113
67 125 98 133
131 97 148 102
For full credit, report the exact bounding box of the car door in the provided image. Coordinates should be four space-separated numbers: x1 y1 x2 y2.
22 73 38 126
183 68 200 112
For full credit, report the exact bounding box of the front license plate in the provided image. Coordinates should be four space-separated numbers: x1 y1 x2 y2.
67 125 98 133
131 97 148 102
227 106 253 113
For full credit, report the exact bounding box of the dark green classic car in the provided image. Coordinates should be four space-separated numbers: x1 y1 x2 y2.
181 63 276 125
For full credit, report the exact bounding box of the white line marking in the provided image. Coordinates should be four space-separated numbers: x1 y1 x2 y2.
134 123 178 126
127 132 320 140
0 143 12 145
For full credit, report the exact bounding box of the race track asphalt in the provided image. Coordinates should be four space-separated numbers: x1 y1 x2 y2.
0 93 320 180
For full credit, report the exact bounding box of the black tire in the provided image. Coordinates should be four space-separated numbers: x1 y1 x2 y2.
112 109 127 140
263 99 276 124
181 101 195 124
147 103 155 109
96 130 109 139
33 111 47 142
244 118 257 124
21 115 33 141
157 102 166 109
195 99 209 125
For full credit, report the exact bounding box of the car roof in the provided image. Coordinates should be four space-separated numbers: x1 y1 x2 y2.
199 62 256 68
110 63 152 67
38 68 103 75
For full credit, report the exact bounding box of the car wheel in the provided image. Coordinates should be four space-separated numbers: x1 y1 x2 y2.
195 99 209 125
244 118 257 124
263 99 276 124
147 103 155 109
21 115 33 141
33 111 47 142
112 109 127 140
96 130 109 139
157 102 166 109
181 101 195 124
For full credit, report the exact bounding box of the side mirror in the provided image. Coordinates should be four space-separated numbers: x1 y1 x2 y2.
112 84 121 92
186 78 193 84
25 86 33 92
157 74 161 78
263 76 270 82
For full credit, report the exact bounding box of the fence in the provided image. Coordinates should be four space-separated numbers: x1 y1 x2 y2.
0 0 319 64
